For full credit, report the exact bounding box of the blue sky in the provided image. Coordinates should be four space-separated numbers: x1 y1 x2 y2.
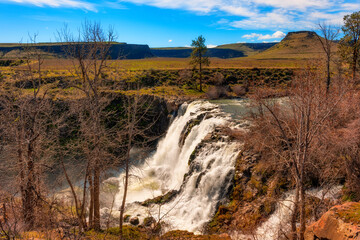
0 0 358 47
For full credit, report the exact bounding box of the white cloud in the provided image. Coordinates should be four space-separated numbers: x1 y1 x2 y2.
119 0 338 15
340 3 360 11
252 0 332 10
168 39 173 42
6 0 353 32
207 44 217 48
4 0 96 11
272 31 286 38
119 0 221 13
232 10 294 29
308 11 348 25
218 5 256 17
104 1 126 9
119 0 351 31
216 18 229 25
243 31 286 40
243 33 262 39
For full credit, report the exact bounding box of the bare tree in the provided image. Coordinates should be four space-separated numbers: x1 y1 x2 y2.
57 21 116 231
250 64 344 240
0 35 58 230
116 87 162 239
316 22 340 92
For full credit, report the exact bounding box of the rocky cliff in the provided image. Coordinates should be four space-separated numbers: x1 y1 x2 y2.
0 43 154 59
305 202 360 240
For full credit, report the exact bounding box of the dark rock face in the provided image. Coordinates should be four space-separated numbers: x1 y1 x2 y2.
130 217 140 226
141 190 179 207
0 43 154 59
283 31 317 41
305 202 360 240
109 44 154 59
151 48 245 59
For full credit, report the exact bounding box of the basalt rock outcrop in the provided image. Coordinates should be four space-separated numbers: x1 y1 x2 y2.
305 202 360 240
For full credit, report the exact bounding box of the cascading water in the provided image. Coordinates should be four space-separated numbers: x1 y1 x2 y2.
105 100 244 233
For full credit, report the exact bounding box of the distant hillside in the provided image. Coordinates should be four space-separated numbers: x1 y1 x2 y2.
252 31 337 59
215 42 277 56
0 43 154 59
151 48 246 58
0 33 331 60
151 42 276 59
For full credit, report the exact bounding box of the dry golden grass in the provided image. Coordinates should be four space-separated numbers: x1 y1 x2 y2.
4 57 304 72
108 57 304 70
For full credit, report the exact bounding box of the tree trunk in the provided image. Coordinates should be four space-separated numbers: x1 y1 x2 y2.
120 109 134 240
119 140 132 240
199 54 202 92
326 55 331 93
299 179 306 240
89 174 94 228
353 48 358 81
18 137 26 213
199 71 202 92
93 167 101 230
119 159 129 240
299 150 307 240
291 180 300 240
24 145 35 230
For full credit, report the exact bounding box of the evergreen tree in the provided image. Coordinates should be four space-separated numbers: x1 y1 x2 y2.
190 35 210 92
340 11 360 80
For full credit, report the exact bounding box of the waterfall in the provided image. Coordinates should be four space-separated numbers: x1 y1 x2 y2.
107 100 242 233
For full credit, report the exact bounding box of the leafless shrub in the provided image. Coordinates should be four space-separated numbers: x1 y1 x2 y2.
232 85 246 96
209 72 225 86
177 69 192 86
206 86 228 99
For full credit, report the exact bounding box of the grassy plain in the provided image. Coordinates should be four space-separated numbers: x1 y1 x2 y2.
110 57 304 70
5 57 305 72
0 55 304 100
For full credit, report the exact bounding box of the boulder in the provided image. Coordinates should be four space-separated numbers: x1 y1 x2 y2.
305 202 360 240
124 215 130 223
130 217 140 226
143 216 156 227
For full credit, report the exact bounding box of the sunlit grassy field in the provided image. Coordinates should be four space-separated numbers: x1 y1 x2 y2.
6 57 304 72
111 57 304 70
